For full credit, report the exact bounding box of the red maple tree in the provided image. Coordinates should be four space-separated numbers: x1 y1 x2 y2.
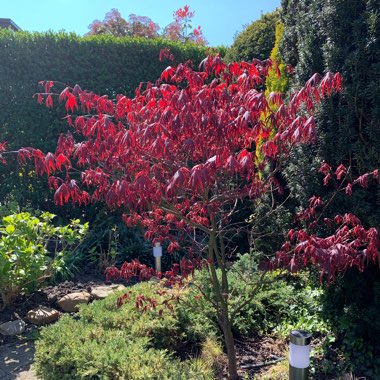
3 55 379 378
163 5 207 45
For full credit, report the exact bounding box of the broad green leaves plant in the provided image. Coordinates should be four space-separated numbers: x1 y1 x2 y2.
0 212 87 310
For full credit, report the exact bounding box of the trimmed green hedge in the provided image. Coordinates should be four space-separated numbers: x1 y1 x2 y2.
0 30 206 194
0 29 209 186
0 30 216 264
0 30 212 208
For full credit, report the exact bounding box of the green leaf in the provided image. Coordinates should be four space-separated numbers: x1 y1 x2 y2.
5 225 15 234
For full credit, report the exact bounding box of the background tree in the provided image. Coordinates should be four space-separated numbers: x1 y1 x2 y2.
226 10 280 62
87 6 207 44
163 5 207 45
280 0 380 375
87 8 160 38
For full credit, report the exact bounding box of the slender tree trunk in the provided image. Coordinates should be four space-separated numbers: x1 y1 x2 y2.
208 222 239 380
219 307 239 380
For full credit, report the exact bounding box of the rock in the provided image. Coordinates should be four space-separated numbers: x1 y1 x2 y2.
0 320 26 336
58 291 91 312
91 285 126 300
109 284 126 291
26 306 60 325
91 286 114 300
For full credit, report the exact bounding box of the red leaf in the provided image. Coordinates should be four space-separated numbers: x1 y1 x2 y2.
37 94 43 104
335 164 347 180
66 94 78 113
345 183 353 196
160 66 176 82
224 155 240 174
44 152 56 175
46 95 53 108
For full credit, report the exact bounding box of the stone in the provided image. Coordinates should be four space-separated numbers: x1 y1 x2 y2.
109 284 126 290
0 320 26 336
91 285 126 300
91 286 114 300
26 306 60 325
58 291 91 312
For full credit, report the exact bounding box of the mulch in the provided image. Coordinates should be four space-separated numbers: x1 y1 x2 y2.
221 335 287 379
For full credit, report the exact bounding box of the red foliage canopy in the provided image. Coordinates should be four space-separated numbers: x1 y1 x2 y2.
8 53 378 282
270 164 380 283
26 57 340 244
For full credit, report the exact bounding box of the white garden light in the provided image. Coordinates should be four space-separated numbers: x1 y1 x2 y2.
153 242 162 273
289 330 311 379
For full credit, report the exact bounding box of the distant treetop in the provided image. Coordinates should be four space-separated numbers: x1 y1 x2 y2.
226 10 280 62
87 5 207 45
87 9 160 38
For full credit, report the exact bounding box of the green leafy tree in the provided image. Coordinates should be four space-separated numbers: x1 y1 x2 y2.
226 10 280 62
280 1 380 376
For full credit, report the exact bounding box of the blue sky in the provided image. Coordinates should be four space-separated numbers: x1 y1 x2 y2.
2 0 281 46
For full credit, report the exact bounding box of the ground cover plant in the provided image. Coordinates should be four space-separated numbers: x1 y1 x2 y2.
34 281 218 380
33 258 323 379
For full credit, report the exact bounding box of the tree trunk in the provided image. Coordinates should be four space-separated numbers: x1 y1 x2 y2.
208 222 239 379
220 308 239 380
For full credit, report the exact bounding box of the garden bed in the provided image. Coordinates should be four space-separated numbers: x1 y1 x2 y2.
0 271 106 346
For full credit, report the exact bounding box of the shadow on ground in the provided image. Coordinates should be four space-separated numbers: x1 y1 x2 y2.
0 341 37 380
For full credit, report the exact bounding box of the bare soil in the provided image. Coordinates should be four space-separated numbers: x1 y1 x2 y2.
221 335 287 379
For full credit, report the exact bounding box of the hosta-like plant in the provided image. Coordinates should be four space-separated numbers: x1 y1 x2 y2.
0 212 87 310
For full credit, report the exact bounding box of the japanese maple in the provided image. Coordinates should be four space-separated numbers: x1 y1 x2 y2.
270 164 380 284
10 55 346 379
3 53 371 378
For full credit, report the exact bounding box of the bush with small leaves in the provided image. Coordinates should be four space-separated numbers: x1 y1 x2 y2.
34 281 215 380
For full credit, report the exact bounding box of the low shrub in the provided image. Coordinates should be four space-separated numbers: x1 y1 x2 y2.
320 266 380 379
0 212 87 309
187 254 326 337
76 208 150 273
34 281 216 380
